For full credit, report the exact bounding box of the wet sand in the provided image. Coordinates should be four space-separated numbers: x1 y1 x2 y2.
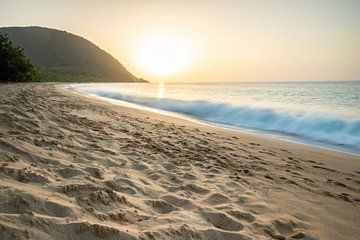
0 83 359 240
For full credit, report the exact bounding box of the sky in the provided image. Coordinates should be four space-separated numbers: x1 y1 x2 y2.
1 0 360 82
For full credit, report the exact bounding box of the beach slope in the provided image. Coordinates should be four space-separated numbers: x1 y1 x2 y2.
0 83 359 240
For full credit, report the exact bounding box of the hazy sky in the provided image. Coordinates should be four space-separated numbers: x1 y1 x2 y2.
1 0 360 82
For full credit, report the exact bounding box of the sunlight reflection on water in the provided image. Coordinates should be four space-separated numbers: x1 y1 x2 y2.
157 82 165 99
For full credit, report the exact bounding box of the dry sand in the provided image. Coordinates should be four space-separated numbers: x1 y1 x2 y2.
0 83 359 240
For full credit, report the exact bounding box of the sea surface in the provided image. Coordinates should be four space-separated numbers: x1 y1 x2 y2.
70 81 360 155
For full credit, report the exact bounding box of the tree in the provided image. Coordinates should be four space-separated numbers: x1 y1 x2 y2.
0 33 35 82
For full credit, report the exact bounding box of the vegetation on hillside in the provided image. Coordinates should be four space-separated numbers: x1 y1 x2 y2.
0 26 146 82
0 33 36 82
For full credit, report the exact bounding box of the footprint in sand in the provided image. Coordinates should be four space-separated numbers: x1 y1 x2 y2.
201 211 244 231
145 199 179 214
203 193 231 205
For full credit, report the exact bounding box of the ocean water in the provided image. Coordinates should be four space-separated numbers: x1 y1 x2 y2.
70 81 360 155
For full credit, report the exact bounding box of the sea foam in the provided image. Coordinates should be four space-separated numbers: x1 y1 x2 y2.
79 89 360 149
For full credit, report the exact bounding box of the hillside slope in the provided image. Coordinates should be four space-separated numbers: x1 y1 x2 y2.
0 26 145 82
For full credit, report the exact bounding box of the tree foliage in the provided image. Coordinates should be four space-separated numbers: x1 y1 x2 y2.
0 33 36 82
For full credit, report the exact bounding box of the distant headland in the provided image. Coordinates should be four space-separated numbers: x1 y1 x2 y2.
0 26 147 82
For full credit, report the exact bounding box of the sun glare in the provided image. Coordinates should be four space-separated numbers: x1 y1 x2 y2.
132 34 193 77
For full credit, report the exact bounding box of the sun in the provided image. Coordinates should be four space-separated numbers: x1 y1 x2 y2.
132 33 193 77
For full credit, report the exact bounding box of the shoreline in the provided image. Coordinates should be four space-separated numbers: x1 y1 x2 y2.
67 83 360 157
0 83 359 240
67 84 359 158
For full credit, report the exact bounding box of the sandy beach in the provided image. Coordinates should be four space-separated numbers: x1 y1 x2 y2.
0 83 359 240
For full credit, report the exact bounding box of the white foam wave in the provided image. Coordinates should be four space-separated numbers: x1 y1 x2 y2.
79 89 360 149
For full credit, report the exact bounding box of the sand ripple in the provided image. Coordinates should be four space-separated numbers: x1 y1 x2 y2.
0 84 359 240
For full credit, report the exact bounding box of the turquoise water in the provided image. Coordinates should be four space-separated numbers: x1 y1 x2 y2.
71 81 360 155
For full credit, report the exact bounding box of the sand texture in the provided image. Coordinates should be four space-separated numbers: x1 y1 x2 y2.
0 83 359 240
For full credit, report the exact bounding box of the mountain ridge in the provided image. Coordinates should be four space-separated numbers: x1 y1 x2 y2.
0 26 146 82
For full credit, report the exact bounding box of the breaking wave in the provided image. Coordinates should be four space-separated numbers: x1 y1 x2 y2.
78 89 360 150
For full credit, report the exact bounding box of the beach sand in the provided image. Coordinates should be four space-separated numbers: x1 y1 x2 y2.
0 83 359 240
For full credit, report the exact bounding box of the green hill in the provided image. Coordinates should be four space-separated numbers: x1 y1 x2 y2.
0 26 146 82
